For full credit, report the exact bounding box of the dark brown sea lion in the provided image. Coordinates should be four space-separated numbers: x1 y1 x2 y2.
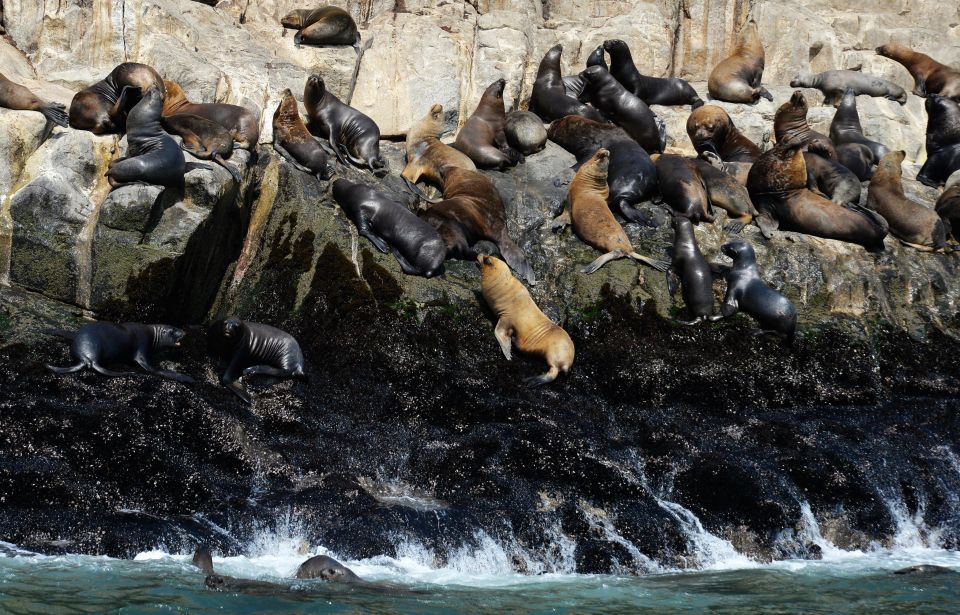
707 20 773 104
836 143 876 181
829 89 889 165
669 215 714 325
452 78 522 169
602 39 704 108
917 94 960 188
790 70 907 106
530 44 606 123
105 86 187 189
692 158 759 231
936 178 960 241
653 154 714 224
418 167 535 284
747 143 888 251
867 150 948 250
876 43 960 100
686 105 760 162
803 152 861 206
295 555 362 582
402 103 475 198
272 88 333 180
280 6 360 48
162 80 260 150
505 111 547 156
304 74 386 175
579 65 663 153
162 113 242 183
70 63 163 134
774 90 837 160
0 71 68 127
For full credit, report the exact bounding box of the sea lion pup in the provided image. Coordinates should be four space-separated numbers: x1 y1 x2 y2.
162 113 242 183
866 151 949 251
602 39 704 108
653 154 714 225
747 143 888 251
46 321 192 382
530 44 606 123
272 88 333 181
560 148 668 273
790 70 907 106
669 216 714 325
579 65 664 153
452 78 522 169
803 152 861 206
829 88 889 165
774 90 837 160
917 94 960 188
304 74 386 176
504 111 548 156
162 80 260 150
876 43 960 100
70 63 163 134
478 255 575 387
280 6 360 48
418 167 536 284
707 19 773 104
402 103 475 200
709 240 797 344
686 105 760 162
207 316 306 405
106 86 187 189
691 158 759 232
836 143 876 181
295 555 362 582
936 179 960 242
332 178 446 277
0 72 69 127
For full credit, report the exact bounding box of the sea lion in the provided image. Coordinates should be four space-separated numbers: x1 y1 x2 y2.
332 178 446 277
653 154 714 224
803 152 861 206
418 167 535 284
452 78 522 169
747 143 888 251
161 113 242 183
504 111 547 156
295 555 362 582
836 143 876 181
602 39 704 108
547 115 658 223
579 65 663 153
774 90 837 160
562 46 607 102
477 254 575 386
402 103 475 199
707 20 773 104
669 216 714 325
936 180 960 242
709 240 797 344
686 105 760 162
530 44 606 123
560 148 668 273
304 74 386 175
893 565 958 575
192 546 215 574
105 86 187 189
46 321 192 382
702 150 753 186
0 71 69 127
790 70 907 106
829 88 889 165
162 80 260 150
272 88 333 181
866 150 949 250
876 43 960 100
917 94 960 188
280 6 359 48
70 63 163 134
207 316 306 405
692 158 759 231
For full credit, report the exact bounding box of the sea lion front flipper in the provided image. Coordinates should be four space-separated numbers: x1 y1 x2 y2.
755 211 778 239
402 177 443 204
273 143 314 175
582 250 623 274
359 228 391 254
39 102 69 128
496 232 536 285
226 380 253 405
47 362 86 375
293 31 303 48
666 269 680 297
708 299 739 322
214 154 243 184
757 86 773 102
493 319 513 361
193 546 215 574
724 219 746 234
550 206 571 231
110 85 141 125
242 365 294 378
391 250 422 276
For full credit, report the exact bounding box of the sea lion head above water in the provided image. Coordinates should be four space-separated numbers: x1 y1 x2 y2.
295 555 362 582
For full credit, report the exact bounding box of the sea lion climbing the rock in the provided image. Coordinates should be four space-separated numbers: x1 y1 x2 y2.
917 94 960 188
272 88 334 180
530 44 606 124
161 113 242 183
70 62 164 134
478 255 575 387
602 39 704 108
867 151 950 251
452 78 523 169
579 65 664 153
162 80 260 151
304 74 386 176
876 42 960 100
790 70 907 106
669 216 715 325
708 20 773 104
105 86 187 189
0 71 68 127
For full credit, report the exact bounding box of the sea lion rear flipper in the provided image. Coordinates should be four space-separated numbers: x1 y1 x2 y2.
90 362 133 377
39 102 69 128
214 154 243 184
47 362 86 375
192 546 215 574
242 365 294 378
524 366 560 388
226 380 253 405
757 87 773 102
628 251 670 272
582 250 623 274
402 177 443 204
391 250 423 276
724 218 747 234
496 233 536 285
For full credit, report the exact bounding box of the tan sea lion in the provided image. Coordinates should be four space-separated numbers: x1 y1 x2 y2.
686 105 760 162
453 78 522 169
708 20 773 104
272 88 333 180
478 255 575 387
0 71 68 127
866 151 949 251
161 113 242 183
70 63 164 134
876 43 960 100
162 80 260 150
402 103 476 200
774 90 837 160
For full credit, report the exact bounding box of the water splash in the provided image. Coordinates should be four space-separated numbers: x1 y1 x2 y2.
655 499 758 570
578 501 661 574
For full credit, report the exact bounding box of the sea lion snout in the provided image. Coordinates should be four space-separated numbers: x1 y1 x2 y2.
790 90 806 107
603 39 626 51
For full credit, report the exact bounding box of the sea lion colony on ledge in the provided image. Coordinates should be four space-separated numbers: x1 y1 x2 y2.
4 6 960 394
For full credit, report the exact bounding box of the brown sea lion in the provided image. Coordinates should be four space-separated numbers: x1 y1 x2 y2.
70 63 163 134
0 71 68 127
271 88 333 180
280 6 360 48
561 149 668 273
866 151 948 251
162 80 260 150
161 113 242 183
876 43 960 100
579 65 664 153
790 70 907 106
602 39 704 108
829 89 889 165
653 155 714 225
530 44 606 124
687 105 760 163
304 74 386 175
418 167 535 284
936 178 960 242
774 90 837 160
402 103 475 199
803 152 861 206
452 78 522 169
478 255 575 387
917 94 960 188
692 158 759 232
707 20 773 104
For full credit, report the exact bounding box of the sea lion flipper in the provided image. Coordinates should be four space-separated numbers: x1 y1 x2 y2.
583 250 622 274
39 102 69 128
47 362 86 375
192 546 215 574
493 319 513 361
755 212 778 238
628 252 670 272
402 177 443 204
391 250 422 276
359 228 390 254
524 366 560 388
496 233 536 285
226 381 253 405
214 154 243 184
550 207 571 231
758 87 774 102
272 143 314 175
242 365 294 378
90 362 132 377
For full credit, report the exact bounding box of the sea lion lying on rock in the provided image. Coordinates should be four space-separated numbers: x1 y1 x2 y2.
70 63 163 134
304 74 386 175
687 105 760 163
790 70 907 106
162 80 260 151
602 39 704 108
0 71 69 127
280 6 360 48
867 151 950 251
272 88 334 181
161 113 242 183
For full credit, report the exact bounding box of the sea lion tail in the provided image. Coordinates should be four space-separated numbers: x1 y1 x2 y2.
39 102 69 128
214 154 243 184
497 232 536 285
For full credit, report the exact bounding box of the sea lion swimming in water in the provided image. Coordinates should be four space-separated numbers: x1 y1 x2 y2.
161 113 242 183
602 39 704 108
686 105 760 163
478 254 575 387
70 63 164 134
162 80 260 151
708 20 773 104
530 44 606 124
774 90 837 160
304 74 386 175
917 94 960 188
272 88 334 181
105 86 187 189
867 151 950 251
876 43 960 101
579 65 664 154
0 71 69 127
452 78 522 169
790 70 907 106
295 555 363 582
